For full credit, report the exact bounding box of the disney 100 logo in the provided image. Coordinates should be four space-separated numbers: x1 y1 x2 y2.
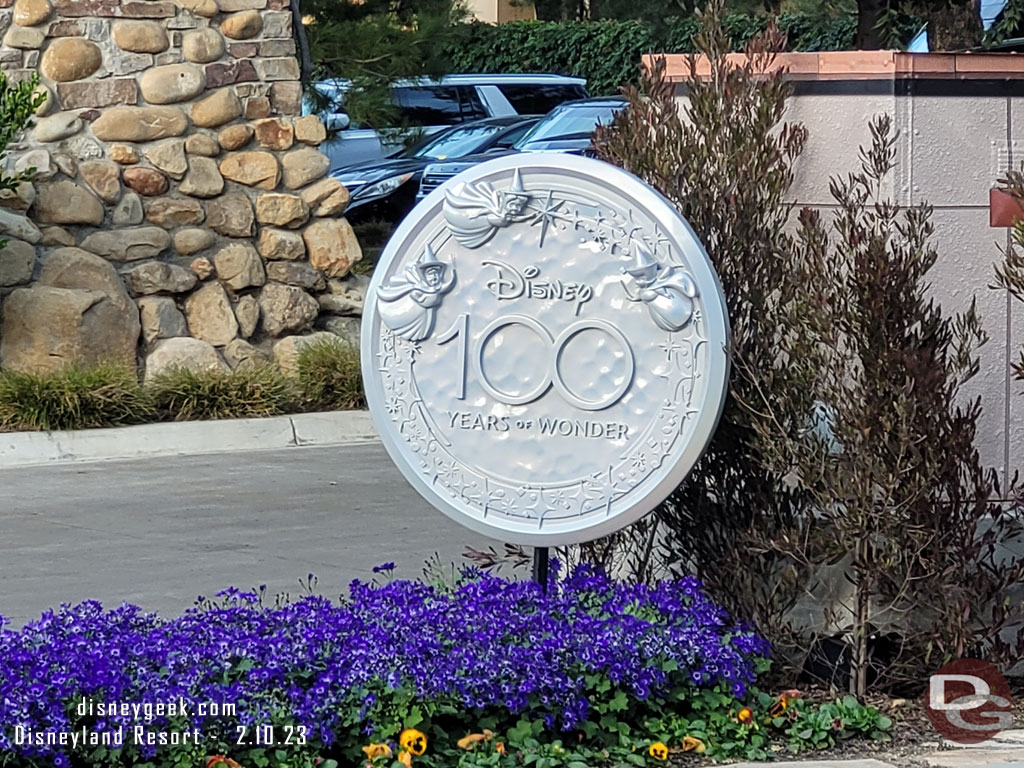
481 259 593 316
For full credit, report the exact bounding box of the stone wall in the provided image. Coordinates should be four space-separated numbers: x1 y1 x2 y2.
0 0 366 379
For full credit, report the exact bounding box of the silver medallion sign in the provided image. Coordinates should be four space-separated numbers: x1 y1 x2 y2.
361 154 729 545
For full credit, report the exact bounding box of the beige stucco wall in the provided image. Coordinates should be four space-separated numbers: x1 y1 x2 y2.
674 77 1023 486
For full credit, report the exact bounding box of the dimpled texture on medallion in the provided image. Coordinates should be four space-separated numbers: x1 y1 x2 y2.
362 155 730 545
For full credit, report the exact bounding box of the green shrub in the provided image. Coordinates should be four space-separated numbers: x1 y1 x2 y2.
296 339 366 411
444 13 873 96
0 363 155 432
150 364 297 421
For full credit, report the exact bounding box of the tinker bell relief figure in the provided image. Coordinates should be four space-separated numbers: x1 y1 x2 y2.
620 241 699 332
377 244 456 341
443 168 532 248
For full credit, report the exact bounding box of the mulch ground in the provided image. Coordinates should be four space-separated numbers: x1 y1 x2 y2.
671 686 1024 766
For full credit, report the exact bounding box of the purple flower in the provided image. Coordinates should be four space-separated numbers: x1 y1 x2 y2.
372 562 396 574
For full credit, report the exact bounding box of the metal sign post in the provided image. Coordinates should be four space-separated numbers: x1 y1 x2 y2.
362 154 730 573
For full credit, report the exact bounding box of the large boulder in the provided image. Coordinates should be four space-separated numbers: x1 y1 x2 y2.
1 284 139 373
145 337 228 382
29 247 143 369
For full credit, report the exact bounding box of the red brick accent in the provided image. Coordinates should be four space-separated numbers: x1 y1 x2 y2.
991 188 1024 228
57 79 138 110
205 60 259 88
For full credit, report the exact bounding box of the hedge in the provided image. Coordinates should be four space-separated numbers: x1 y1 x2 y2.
444 14 864 95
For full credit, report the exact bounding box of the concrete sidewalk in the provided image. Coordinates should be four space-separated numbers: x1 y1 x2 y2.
0 410 377 468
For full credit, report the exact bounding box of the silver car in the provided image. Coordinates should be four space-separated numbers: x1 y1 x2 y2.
305 74 589 170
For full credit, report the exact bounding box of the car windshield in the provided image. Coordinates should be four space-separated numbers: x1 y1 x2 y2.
515 104 622 148
403 123 506 160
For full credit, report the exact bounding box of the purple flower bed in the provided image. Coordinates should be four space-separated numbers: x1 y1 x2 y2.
0 566 768 766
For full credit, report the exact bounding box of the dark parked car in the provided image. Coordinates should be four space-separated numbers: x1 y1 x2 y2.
417 97 627 200
332 115 541 225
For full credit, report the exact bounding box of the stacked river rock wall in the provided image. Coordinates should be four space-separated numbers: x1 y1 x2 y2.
0 0 366 378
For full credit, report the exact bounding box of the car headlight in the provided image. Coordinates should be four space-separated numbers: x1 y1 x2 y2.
355 172 413 199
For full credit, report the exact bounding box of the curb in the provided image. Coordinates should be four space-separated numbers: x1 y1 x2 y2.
0 411 378 469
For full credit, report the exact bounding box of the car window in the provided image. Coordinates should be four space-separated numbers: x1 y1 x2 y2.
458 86 489 121
516 104 622 147
393 85 488 126
410 123 506 159
491 121 536 148
497 84 589 115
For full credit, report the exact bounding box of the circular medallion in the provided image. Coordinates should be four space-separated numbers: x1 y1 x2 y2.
361 154 729 545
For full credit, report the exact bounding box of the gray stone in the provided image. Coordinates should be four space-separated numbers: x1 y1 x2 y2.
143 140 188 180
145 336 228 382
318 315 361 348
91 106 188 142
79 160 121 204
182 27 224 63
4 25 44 49
13 149 55 180
212 242 265 290
144 197 205 228
0 181 35 212
281 146 330 189
0 238 35 286
80 227 171 262
206 193 254 238
64 136 104 162
266 261 324 291
259 283 318 337
184 281 238 346
123 261 198 296
174 227 216 256
138 64 206 105
112 192 145 227
138 296 188 344
222 338 266 369
111 20 168 53
185 133 220 157
33 111 82 142
107 50 153 76
0 206 42 243
257 227 304 261
40 226 74 247
33 181 104 226
319 274 368 316
234 294 259 338
179 157 224 198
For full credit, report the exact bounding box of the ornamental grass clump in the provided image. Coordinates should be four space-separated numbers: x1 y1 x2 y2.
296 338 366 411
0 567 769 767
0 363 155 431
150 364 297 421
